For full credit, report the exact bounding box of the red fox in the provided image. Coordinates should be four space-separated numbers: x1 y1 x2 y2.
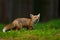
3 13 40 32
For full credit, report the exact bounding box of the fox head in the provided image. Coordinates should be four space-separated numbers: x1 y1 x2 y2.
30 13 40 24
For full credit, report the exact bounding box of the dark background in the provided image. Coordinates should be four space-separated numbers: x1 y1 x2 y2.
0 0 59 23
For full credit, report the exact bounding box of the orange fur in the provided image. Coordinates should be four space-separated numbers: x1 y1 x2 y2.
3 13 40 32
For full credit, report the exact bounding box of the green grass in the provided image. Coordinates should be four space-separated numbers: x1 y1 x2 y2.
0 19 60 40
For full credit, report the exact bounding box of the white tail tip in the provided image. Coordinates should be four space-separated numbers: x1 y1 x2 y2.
3 28 6 32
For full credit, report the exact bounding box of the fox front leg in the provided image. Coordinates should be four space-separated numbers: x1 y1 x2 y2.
28 26 33 30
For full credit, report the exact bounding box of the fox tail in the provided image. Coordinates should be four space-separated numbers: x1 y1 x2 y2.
3 23 14 32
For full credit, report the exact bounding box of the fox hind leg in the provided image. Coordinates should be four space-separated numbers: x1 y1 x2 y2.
15 23 22 31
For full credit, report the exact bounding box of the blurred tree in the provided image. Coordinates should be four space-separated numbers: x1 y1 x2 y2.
0 0 8 23
0 0 59 23
7 0 13 22
34 0 59 22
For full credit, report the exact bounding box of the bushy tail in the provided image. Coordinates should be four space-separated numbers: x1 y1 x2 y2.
3 23 14 32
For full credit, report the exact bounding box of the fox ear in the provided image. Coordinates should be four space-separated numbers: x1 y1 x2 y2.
30 14 33 17
37 13 40 17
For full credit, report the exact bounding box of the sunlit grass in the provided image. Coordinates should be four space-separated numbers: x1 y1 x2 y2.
0 19 60 40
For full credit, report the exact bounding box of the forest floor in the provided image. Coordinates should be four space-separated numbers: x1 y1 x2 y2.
0 19 60 40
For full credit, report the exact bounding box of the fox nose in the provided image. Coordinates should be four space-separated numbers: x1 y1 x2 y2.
36 19 38 21
34 19 39 24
